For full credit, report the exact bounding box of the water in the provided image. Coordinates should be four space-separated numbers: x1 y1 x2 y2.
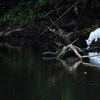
0 42 100 100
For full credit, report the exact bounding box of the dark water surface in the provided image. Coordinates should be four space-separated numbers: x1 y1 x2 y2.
0 42 100 100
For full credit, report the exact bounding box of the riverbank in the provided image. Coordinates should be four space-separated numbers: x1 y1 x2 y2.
0 0 100 48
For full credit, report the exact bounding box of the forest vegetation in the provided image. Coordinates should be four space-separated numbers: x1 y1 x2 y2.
0 0 100 45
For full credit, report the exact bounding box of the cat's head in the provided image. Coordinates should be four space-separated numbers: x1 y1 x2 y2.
85 39 92 46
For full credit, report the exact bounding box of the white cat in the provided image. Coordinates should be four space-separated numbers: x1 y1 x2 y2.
85 28 100 46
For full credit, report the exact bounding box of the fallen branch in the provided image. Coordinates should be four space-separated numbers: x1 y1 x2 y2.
2 27 28 36
43 38 81 58
0 19 34 36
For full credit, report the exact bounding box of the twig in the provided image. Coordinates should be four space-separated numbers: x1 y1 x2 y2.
71 38 79 44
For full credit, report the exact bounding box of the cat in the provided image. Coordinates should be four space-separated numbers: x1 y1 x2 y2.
85 28 100 46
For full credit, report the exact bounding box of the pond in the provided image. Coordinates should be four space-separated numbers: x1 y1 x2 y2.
0 41 100 100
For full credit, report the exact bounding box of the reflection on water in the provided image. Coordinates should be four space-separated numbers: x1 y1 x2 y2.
88 52 100 66
0 42 100 100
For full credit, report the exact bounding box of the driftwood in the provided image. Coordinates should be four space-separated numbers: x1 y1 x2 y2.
43 38 82 58
43 39 100 60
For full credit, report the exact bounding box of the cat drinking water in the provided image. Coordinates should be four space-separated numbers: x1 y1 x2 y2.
85 28 100 46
